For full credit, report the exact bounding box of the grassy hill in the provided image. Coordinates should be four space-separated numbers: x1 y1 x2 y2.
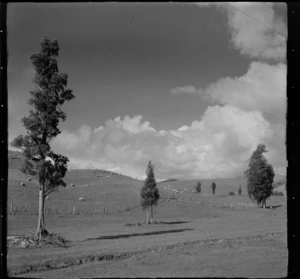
7 150 286 213
8 150 143 214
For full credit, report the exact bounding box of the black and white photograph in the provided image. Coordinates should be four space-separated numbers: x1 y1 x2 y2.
5 2 287 277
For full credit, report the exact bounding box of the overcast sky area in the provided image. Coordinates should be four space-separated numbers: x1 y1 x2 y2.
8 2 287 180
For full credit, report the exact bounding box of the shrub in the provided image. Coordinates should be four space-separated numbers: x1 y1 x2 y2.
195 181 201 193
228 191 235 196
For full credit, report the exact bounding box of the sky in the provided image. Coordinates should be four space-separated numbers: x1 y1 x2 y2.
7 2 287 180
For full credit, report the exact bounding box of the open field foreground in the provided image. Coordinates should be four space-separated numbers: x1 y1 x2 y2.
8 196 287 278
7 151 288 277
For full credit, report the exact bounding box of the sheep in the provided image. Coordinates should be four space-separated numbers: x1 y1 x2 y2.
27 177 32 181
21 182 26 187
71 183 75 187
79 197 85 201
87 184 90 187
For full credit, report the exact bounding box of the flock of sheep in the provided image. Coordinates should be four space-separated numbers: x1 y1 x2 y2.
20 170 123 203
70 170 120 202
162 184 196 194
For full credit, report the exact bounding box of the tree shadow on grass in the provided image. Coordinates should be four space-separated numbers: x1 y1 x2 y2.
155 221 191 225
85 228 194 241
268 205 283 209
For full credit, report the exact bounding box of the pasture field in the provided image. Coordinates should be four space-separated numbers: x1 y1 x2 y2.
7 151 287 277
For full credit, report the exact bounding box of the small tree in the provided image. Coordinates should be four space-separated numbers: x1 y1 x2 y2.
211 182 216 195
244 144 274 208
10 36 74 240
140 161 160 224
195 181 201 193
238 185 242 196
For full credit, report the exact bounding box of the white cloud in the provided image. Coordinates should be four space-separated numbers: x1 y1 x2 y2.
51 108 276 180
205 62 286 120
226 3 287 60
196 2 287 61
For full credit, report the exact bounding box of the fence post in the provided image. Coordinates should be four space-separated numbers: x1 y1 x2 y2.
10 202 13 214
103 206 106 215
73 206 76 215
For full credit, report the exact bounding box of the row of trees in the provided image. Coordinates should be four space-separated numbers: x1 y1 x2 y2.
11 36 277 242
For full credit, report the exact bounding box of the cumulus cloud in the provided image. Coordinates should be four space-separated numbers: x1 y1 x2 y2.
51 109 276 180
205 61 286 121
197 2 287 61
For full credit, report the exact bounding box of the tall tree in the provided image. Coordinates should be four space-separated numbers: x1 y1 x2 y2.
244 144 274 208
140 161 160 224
10 36 74 240
238 185 242 196
211 182 216 195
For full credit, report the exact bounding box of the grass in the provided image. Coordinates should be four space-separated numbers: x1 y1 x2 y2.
7 150 287 277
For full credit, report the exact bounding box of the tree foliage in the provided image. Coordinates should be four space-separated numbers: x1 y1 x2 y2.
211 182 216 195
140 161 160 209
238 185 242 196
195 181 201 193
10 36 74 238
244 144 274 207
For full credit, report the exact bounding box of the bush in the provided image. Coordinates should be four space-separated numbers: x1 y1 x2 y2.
195 181 201 193
228 191 235 196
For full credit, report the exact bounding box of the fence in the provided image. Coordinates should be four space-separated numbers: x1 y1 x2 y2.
160 191 256 210
7 202 141 216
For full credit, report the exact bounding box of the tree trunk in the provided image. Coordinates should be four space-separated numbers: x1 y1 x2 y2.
35 183 47 240
257 201 261 208
146 208 150 224
262 199 266 209
150 205 154 224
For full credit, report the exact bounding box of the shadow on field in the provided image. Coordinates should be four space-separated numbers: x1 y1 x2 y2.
85 228 194 241
156 221 191 225
269 205 283 209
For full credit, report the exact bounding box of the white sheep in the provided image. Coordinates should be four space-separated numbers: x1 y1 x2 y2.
79 197 85 201
21 182 25 187
71 183 75 187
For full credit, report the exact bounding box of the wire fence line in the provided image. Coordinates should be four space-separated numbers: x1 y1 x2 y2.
7 202 141 216
8 191 259 216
